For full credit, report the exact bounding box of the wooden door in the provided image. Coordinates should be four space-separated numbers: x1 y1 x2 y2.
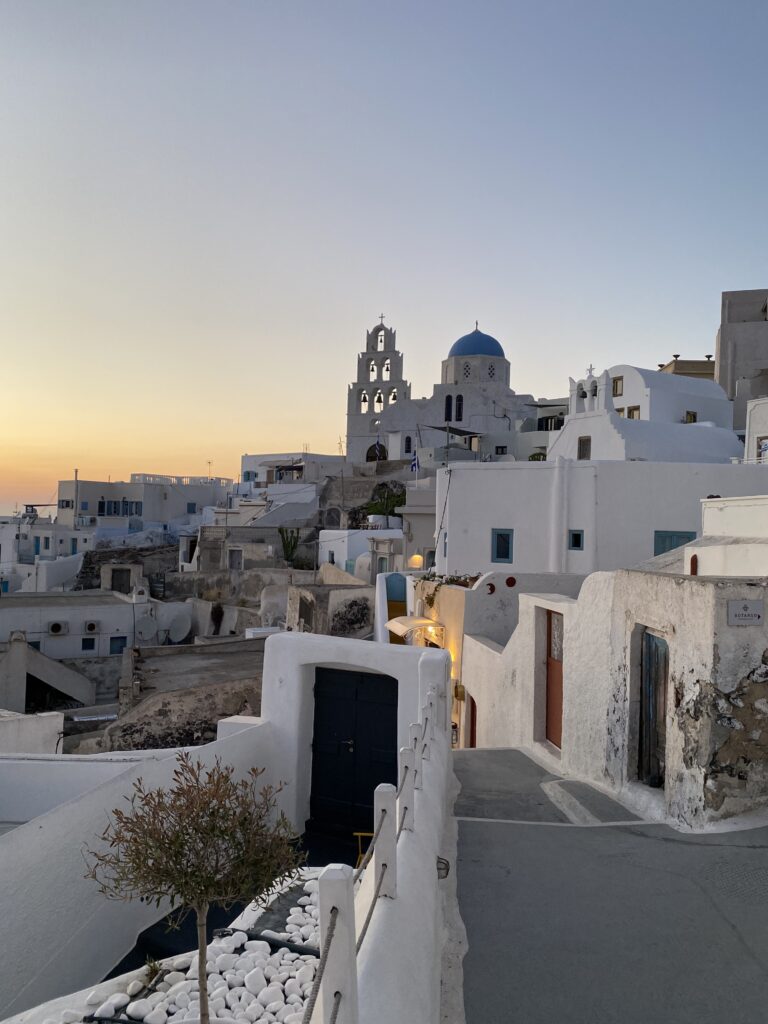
639 633 669 787
546 611 564 748
309 668 398 833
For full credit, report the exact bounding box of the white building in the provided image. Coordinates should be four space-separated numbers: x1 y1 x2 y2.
682 493 768 577
0 509 92 593
55 474 232 536
345 320 567 465
715 288 768 431
548 364 741 464
434 459 768 577
0 590 192 662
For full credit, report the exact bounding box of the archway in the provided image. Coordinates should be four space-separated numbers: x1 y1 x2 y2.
366 442 388 462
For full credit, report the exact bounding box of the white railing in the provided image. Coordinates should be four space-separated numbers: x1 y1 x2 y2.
303 688 441 1024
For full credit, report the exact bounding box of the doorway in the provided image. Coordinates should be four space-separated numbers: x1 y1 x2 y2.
639 633 668 788
546 611 564 748
309 667 398 834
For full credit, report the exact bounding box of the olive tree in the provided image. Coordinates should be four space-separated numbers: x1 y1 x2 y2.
85 753 302 1024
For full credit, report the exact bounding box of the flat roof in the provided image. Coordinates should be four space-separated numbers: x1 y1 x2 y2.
0 592 128 608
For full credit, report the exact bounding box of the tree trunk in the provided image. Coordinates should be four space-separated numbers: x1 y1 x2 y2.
196 904 210 1024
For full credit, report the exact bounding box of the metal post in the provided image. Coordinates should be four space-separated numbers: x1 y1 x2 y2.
317 864 359 1024
399 746 415 833
374 784 397 899
409 723 423 788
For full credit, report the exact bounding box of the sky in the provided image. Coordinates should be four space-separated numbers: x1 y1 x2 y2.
2 0 768 511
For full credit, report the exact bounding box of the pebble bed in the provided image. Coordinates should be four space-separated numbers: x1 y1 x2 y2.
41 878 322 1024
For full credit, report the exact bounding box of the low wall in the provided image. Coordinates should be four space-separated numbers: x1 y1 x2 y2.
0 719 277 1017
0 712 63 756
356 707 452 1024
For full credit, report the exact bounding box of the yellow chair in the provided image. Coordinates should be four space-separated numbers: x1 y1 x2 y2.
353 831 374 868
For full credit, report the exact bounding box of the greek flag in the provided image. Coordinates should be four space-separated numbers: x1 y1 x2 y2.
410 452 420 472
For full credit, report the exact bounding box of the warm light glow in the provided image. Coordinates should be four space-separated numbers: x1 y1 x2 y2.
408 553 424 569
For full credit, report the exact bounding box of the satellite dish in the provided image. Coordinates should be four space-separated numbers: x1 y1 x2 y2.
167 611 191 643
135 615 158 643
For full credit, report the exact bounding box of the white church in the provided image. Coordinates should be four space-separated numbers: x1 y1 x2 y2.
345 319 568 465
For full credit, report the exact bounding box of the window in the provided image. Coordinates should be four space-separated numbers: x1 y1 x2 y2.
28 640 41 651
444 394 453 421
463 362 471 379
377 330 385 350
369 360 377 381
80 501 88 511
653 530 696 556
491 528 514 563
81 637 95 652
187 502 197 514
404 436 412 454
615 407 625 417
374 390 384 413
110 636 128 656
627 406 640 420
488 364 495 379
568 530 584 551
58 499 74 509
43 537 50 550
495 446 508 456
455 395 464 422
135 501 143 515
360 390 369 411
98 499 105 515
612 376 624 397
757 436 768 461
121 499 130 516
684 410 697 424
577 436 592 460
383 360 391 381
389 388 397 404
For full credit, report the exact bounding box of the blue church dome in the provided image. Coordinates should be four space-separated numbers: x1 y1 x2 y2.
448 327 505 359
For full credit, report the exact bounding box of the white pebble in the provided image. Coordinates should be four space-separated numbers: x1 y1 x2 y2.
127 999 152 1020
86 990 102 1006
95 1000 116 1018
61 1013 80 1024
144 1011 168 1024
245 967 267 994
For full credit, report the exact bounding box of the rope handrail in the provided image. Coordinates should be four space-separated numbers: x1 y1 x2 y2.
396 804 408 841
353 807 387 884
301 905 339 1024
356 861 388 954
396 763 409 798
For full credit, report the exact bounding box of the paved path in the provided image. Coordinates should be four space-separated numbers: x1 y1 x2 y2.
455 748 768 1024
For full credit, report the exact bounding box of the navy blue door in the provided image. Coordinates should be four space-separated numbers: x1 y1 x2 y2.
310 668 398 833
639 633 669 787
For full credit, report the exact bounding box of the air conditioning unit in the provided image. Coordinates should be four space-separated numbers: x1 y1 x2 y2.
48 621 69 635
84 620 100 634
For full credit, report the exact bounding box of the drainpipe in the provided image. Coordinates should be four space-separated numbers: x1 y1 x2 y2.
549 457 568 573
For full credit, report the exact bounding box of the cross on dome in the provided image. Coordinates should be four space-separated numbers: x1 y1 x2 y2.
586 364 595 376
379 313 386 324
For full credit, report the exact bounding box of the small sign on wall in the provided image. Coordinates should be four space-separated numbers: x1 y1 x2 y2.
727 599 764 626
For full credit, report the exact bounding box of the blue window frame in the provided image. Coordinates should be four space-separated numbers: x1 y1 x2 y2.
568 530 584 551
187 502 197 514
110 636 127 656
491 528 514 563
653 530 696 556
80 501 88 511
81 637 95 651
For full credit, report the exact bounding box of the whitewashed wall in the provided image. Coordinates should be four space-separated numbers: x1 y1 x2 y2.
0 720 277 1017
260 632 450 829
435 460 768 577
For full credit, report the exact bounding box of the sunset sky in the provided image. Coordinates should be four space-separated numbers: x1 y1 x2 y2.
2 0 768 511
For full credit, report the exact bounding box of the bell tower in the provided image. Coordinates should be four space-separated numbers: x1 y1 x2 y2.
346 317 411 463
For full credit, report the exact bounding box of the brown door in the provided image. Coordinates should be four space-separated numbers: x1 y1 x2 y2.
546 611 564 748
468 695 477 748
